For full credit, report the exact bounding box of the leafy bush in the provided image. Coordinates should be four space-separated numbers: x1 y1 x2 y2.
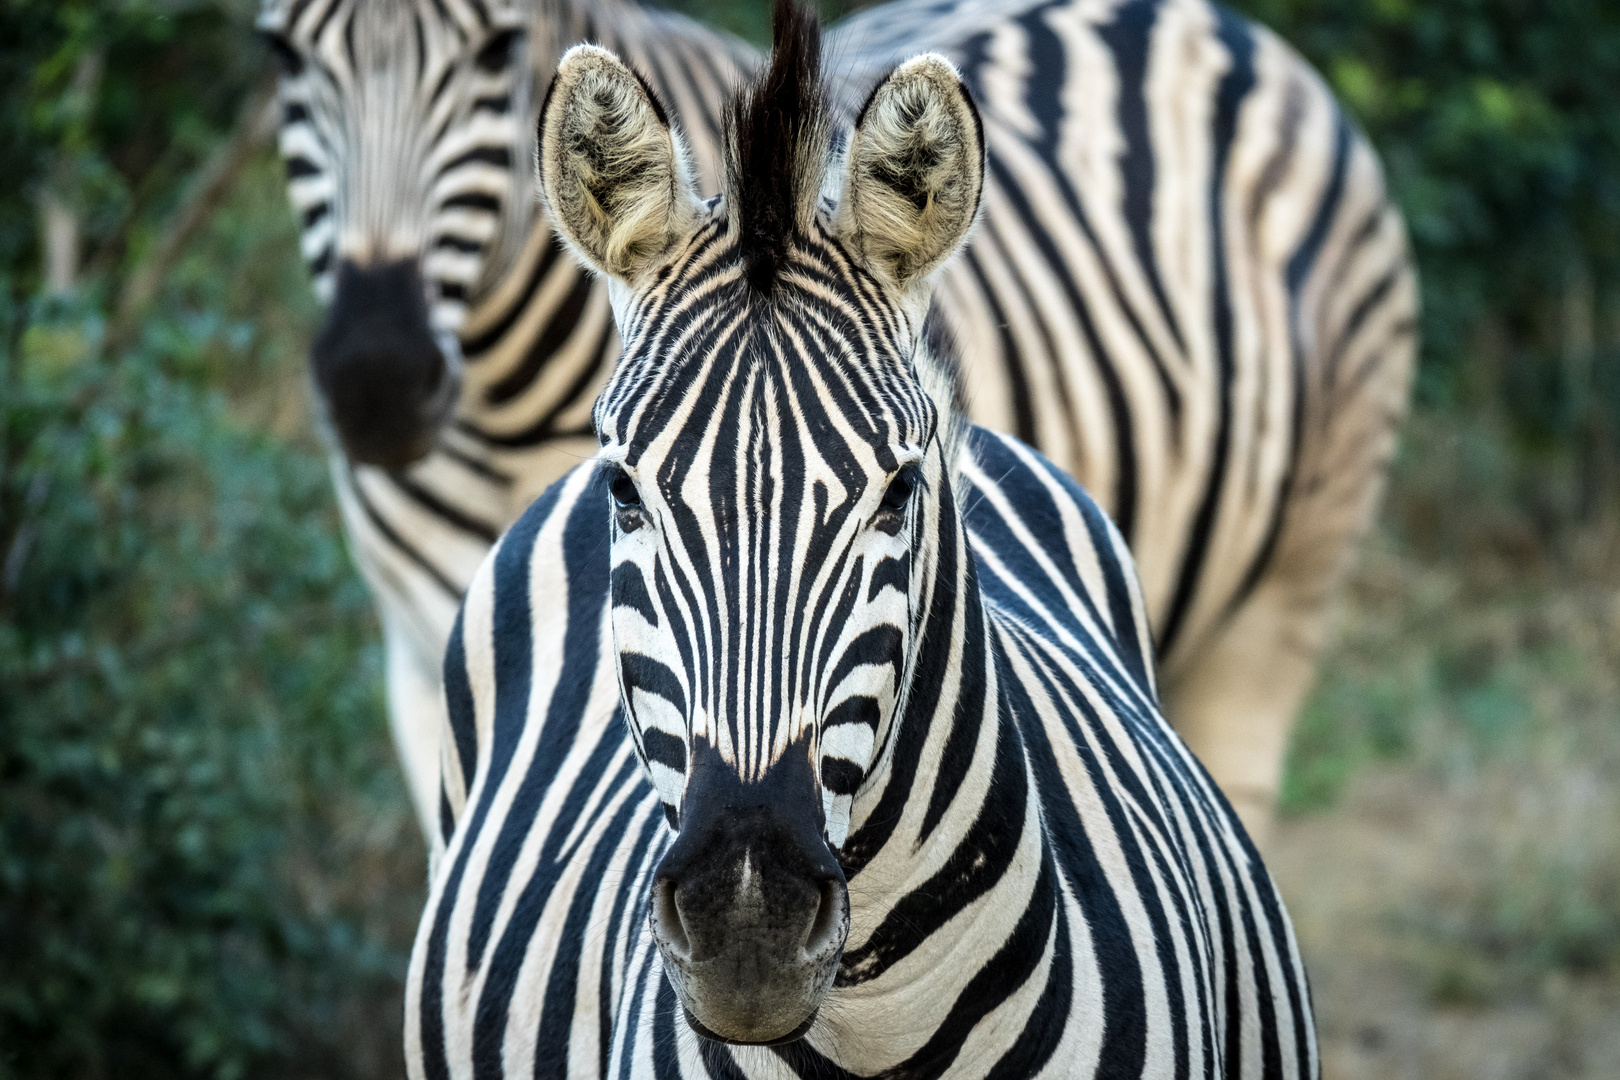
0 285 422 1078
0 119 427 1077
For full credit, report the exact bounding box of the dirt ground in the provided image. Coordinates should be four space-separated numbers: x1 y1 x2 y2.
1271 766 1620 1080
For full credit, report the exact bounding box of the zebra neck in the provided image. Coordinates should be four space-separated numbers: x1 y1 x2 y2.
447 213 614 494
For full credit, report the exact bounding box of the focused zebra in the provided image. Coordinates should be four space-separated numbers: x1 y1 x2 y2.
408 12 1317 1076
262 0 1415 841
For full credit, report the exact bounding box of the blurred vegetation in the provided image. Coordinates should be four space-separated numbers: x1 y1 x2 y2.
0 0 1617 1073
1 4 422 1076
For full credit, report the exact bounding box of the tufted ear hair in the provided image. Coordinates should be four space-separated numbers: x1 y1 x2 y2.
833 55 984 292
536 45 702 282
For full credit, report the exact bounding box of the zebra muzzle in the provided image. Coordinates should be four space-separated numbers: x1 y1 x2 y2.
310 258 461 470
649 741 849 1045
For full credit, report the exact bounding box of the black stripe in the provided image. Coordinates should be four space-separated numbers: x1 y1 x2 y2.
308 0 342 53
960 249 1037 445
1098 0 1188 355
986 154 1140 544
437 440 512 484
349 471 461 598
442 608 477 818
389 470 501 542
433 233 483 254
1225 112 1355 621
1155 8 1257 655
438 145 511 175
1007 3 1183 434
460 234 566 358
484 270 595 405
440 191 500 213
417 481 556 1080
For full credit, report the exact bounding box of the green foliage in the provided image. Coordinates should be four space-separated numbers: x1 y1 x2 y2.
0 0 266 290
660 0 852 43
0 270 422 1077
0 30 421 1058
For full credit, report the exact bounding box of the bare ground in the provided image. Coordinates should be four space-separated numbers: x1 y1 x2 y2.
1272 765 1620 1080
1267 460 1620 1080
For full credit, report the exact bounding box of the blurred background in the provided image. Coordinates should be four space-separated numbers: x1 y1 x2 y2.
1 0 1617 1076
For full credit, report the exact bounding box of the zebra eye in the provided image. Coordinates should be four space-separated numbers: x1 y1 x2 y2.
609 468 647 532
610 469 641 508
473 28 524 72
881 470 914 511
261 31 304 77
873 469 915 535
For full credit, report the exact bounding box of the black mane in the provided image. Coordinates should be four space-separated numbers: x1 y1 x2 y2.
726 0 828 295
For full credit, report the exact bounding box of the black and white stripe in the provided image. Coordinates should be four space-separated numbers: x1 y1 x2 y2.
838 0 1416 825
267 0 1414 838
408 19 1317 1075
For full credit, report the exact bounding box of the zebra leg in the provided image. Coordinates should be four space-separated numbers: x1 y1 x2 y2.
383 613 447 853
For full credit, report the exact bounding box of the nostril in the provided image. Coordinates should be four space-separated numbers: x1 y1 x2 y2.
655 879 690 959
803 880 845 959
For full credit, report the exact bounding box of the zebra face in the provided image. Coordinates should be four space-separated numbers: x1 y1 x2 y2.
537 9 983 1046
259 0 531 468
599 317 933 837
595 225 942 1046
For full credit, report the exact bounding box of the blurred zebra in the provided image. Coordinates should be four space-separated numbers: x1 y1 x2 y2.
261 0 1414 842
407 18 1317 1074
257 0 746 832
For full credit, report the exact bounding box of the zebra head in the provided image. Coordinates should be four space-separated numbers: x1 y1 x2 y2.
259 0 532 468
537 1 984 1047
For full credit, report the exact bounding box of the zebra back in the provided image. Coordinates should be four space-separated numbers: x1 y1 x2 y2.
829 0 1418 673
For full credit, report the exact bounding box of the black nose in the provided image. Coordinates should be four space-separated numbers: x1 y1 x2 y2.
649 739 849 1045
655 810 847 969
309 259 457 469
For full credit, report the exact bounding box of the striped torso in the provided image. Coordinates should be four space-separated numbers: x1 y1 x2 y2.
831 0 1414 669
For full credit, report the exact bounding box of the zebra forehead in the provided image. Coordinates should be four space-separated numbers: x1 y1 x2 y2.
600 268 937 463
259 0 519 38
613 348 932 472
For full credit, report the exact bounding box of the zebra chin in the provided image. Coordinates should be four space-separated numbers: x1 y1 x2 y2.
309 258 462 470
648 738 849 1046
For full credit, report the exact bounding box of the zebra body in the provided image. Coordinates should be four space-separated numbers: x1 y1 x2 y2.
413 432 1315 1078
857 0 1417 830
408 19 1316 1076
265 0 1414 841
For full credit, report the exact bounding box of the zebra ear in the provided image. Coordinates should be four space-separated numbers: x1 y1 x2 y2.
835 55 984 291
536 45 701 282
